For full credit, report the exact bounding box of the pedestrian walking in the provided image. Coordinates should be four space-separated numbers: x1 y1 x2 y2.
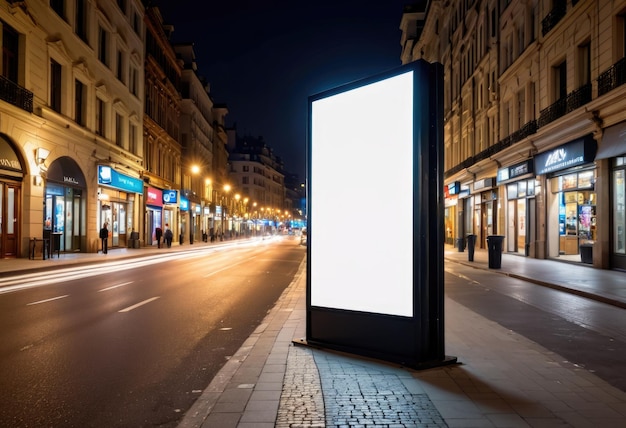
155 226 163 248
164 223 173 248
99 222 109 254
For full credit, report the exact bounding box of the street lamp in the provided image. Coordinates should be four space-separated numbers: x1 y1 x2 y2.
234 193 241 238
222 184 231 240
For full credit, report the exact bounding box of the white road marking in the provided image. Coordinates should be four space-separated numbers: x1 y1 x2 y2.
27 295 69 305
98 281 133 292
203 257 256 278
118 296 160 313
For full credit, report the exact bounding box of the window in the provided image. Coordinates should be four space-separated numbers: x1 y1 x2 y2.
553 61 567 101
115 113 123 148
614 160 626 253
517 89 525 129
51 0 65 20
98 26 109 66
75 0 87 42
578 41 591 86
74 79 86 126
116 50 124 81
50 59 62 113
129 123 137 154
96 98 104 136
129 66 138 96
132 10 141 34
2 24 19 83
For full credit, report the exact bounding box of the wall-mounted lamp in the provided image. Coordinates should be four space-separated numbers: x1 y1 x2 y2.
36 147 50 164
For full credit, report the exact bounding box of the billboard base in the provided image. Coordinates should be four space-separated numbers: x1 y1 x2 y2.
293 338 458 371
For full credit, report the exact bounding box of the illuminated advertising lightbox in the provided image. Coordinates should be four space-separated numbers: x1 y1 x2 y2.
305 60 454 368
310 69 414 316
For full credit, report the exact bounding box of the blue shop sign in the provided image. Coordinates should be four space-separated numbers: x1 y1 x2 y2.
180 197 189 211
163 189 177 204
98 166 143 193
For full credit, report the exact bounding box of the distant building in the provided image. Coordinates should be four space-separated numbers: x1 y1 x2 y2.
227 133 288 233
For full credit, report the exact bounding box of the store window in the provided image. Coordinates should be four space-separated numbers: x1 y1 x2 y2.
552 170 596 250
614 157 625 254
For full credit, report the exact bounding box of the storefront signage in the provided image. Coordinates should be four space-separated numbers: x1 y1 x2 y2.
497 160 534 184
146 187 163 207
98 165 143 193
180 197 189 211
162 189 177 204
534 135 597 175
0 136 21 171
447 181 460 195
472 177 495 192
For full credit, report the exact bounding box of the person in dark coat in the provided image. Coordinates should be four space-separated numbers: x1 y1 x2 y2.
155 226 163 248
164 223 173 248
99 222 109 254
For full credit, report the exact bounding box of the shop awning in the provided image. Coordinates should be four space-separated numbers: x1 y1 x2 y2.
598 122 626 160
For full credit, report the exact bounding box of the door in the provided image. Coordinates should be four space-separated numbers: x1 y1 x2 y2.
507 200 516 252
516 198 527 255
1 184 20 257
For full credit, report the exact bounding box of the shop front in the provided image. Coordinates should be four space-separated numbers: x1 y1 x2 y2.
146 186 164 246
45 157 87 253
444 182 459 246
598 122 626 269
535 135 597 263
470 177 497 250
97 165 142 250
497 159 536 256
0 135 24 258
162 189 178 243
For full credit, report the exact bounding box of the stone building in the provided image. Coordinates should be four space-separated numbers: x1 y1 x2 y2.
402 0 626 270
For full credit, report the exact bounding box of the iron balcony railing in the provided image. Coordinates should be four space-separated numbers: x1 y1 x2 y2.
541 2 566 36
598 56 626 96
0 75 33 113
538 83 591 128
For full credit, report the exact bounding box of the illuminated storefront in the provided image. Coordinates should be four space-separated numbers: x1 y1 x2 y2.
98 165 142 249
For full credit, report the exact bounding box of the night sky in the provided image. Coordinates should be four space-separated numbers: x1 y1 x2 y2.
154 1 411 178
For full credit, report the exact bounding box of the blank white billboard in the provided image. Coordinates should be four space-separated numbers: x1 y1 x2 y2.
309 69 415 317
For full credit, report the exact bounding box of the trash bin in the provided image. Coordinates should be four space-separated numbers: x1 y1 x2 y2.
580 243 593 264
456 237 465 252
466 234 477 261
486 235 505 269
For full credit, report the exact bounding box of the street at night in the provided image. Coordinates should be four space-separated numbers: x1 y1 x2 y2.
0 237 305 428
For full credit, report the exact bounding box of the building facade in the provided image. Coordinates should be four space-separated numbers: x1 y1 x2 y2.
143 6 182 246
0 0 145 258
402 0 626 270
227 134 287 235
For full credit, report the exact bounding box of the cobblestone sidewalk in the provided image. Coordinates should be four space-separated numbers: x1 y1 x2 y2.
277 345 447 428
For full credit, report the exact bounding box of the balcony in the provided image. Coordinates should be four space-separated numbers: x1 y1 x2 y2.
538 84 591 128
541 1 566 36
0 75 33 113
598 57 626 96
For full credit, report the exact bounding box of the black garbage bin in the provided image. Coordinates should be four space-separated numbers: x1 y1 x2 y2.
466 234 477 261
580 243 593 264
486 235 505 269
456 237 465 252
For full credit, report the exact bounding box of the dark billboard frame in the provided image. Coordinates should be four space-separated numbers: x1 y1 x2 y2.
303 60 456 368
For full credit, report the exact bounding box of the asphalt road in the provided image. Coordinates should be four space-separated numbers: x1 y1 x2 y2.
0 237 305 428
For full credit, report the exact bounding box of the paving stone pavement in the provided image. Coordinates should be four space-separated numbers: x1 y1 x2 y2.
275 346 325 427
313 350 447 427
